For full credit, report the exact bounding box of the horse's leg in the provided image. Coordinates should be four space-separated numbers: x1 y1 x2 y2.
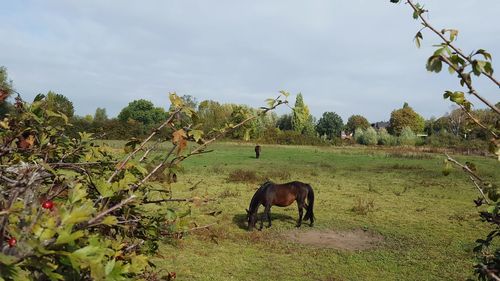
264 205 272 228
296 200 304 227
259 205 265 230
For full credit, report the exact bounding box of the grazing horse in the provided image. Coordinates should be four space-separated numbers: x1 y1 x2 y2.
246 181 315 230
254 145 261 159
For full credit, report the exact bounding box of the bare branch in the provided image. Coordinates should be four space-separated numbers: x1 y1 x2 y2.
445 154 483 182
469 176 490 205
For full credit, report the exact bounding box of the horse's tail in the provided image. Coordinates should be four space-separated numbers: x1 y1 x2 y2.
303 184 315 223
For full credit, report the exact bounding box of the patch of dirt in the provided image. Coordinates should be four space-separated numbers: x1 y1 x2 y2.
285 229 383 251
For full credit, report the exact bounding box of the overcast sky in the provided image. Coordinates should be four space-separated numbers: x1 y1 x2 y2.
1 1 499 122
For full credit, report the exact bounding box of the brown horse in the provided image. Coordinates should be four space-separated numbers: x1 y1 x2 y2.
246 181 315 230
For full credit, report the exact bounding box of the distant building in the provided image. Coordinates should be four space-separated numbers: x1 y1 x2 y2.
371 121 390 130
341 131 353 140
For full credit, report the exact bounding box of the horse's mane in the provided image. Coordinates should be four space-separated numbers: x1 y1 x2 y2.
249 180 274 212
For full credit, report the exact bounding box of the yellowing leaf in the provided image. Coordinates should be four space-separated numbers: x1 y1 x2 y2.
101 216 118 226
188 130 203 142
172 129 187 155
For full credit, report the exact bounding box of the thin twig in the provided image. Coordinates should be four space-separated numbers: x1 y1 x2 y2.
143 198 215 204
439 55 500 118
187 222 217 232
469 176 490 205
87 194 137 225
445 154 483 182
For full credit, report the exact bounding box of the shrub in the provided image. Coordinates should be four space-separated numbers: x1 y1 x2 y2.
227 169 259 183
377 128 392 145
354 128 364 144
399 126 416 146
362 127 378 145
257 128 327 146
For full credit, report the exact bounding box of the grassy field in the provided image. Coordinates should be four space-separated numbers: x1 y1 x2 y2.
103 141 500 281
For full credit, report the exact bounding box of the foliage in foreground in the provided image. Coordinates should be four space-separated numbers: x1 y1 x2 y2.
0 91 286 280
392 1 499 279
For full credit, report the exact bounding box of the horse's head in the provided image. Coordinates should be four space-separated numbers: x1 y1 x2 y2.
246 208 257 231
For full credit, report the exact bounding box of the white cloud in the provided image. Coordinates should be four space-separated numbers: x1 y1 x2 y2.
0 0 498 121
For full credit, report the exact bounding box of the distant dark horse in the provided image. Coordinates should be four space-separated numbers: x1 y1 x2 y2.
254 145 261 159
246 181 315 230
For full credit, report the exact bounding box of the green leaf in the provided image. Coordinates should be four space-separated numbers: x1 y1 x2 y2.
70 244 105 268
412 3 424 19
426 56 442 73
460 73 471 87
129 255 148 274
169 92 183 108
68 183 87 204
279 90 290 98
41 267 64 281
188 129 204 143
166 208 177 220
441 29 459 42
414 31 423 48
265 98 276 108
484 61 494 75
101 216 118 226
124 138 141 153
0 253 18 265
62 202 95 225
475 49 492 61
95 179 114 198
56 229 85 245
33 93 46 102
105 259 116 276
472 60 488 76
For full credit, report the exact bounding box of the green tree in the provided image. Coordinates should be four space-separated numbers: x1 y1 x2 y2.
197 100 233 134
229 105 256 140
291 93 315 135
315 112 344 139
389 102 425 135
118 99 167 127
345 115 370 134
0 66 14 117
277 114 293 131
94 107 108 123
45 91 75 118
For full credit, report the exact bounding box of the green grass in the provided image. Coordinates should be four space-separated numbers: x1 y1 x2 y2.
100 141 500 280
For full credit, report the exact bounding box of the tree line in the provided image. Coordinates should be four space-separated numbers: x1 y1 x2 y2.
1 66 498 149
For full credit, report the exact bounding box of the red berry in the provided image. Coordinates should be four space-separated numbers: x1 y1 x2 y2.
8 237 16 247
42 201 54 210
